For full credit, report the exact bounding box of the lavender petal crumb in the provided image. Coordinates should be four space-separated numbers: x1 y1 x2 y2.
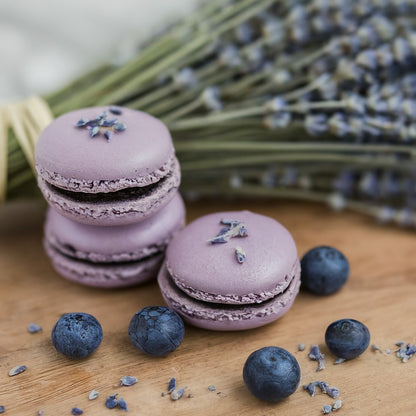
371 344 382 353
208 385 216 392
37 411 43 416
71 408 83 415
332 399 342 411
188 393 194 398
161 392 165 397
309 345 325 371
334 357 346 365
0 406 4 414
396 342 416 362
323 404 332 414
298 343 305 351
120 376 137 386
118 397 128 411
318 382 339 399
208 220 248 244
28 323 42 333
168 377 176 393
9 365 27 376
385 349 391 355
89 390 99 400
105 394 118 409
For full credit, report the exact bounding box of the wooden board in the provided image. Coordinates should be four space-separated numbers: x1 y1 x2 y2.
0 199 415 415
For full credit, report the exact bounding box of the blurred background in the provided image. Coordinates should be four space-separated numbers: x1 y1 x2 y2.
0 0 202 103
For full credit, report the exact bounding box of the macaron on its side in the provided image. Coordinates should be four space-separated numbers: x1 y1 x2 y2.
35 106 181 226
158 261 301 331
44 193 186 288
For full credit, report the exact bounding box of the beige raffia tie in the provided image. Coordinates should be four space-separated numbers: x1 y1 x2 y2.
0 96 54 202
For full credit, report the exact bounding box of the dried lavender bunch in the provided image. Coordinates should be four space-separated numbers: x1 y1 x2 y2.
4 0 416 228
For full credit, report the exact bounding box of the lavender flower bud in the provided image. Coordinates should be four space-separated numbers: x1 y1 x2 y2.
263 112 291 129
235 22 253 45
272 69 292 86
376 206 395 223
359 171 379 198
344 93 366 114
279 166 297 187
392 37 412 64
333 171 355 196
357 25 379 47
366 94 388 113
375 45 394 67
219 44 242 68
327 192 347 211
262 18 284 44
356 49 378 70
401 99 416 118
328 113 350 137
242 44 264 67
173 67 197 89
265 97 286 112
305 114 328 136
201 87 223 112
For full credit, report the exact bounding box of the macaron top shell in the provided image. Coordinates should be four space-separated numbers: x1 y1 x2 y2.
45 193 185 262
35 106 174 188
166 211 298 304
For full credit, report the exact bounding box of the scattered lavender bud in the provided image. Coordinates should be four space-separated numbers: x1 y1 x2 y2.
201 87 223 112
118 397 128 411
371 344 382 352
9 365 27 376
171 387 187 401
37 411 43 416
323 404 333 414
235 246 246 264
89 390 99 400
104 130 113 142
71 408 83 415
188 393 194 398
105 394 119 409
161 392 165 397
96 111 107 120
0 406 4 414
102 119 118 127
332 399 343 411
208 221 248 244
334 357 346 365
385 349 391 355
318 381 340 399
303 382 318 396
208 385 216 392
298 343 306 351
309 345 325 371
174 67 197 89
28 323 42 333
120 376 137 386
168 377 176 393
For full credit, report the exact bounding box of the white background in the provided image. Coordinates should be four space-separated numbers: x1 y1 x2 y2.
0 0 202 103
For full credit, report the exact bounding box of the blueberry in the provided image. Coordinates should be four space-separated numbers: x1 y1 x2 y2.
243 346 300 402
128 306 185 356
51 312 103 359
325 319 370 359
300 246 349 295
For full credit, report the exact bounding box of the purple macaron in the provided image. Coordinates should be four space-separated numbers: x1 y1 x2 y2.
44 193 185 288
35 106 180 226
157 210 301 331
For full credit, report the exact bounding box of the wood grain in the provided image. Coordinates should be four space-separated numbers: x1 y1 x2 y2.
0 199 415 415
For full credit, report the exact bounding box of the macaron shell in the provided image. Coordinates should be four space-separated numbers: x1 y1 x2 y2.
157 261 301 331
44 192 186 262
38 156 181 226
35 106 174 185
45 241 164 288
166 211 298 304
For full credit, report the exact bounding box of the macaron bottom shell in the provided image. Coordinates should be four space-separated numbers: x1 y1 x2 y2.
157 261 301 331
45 240 164 288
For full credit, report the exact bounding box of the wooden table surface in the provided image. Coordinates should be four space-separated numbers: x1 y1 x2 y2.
0 199 415 415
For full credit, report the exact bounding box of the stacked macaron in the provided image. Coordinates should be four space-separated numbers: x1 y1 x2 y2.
158 210 301 330
35 106 185 288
